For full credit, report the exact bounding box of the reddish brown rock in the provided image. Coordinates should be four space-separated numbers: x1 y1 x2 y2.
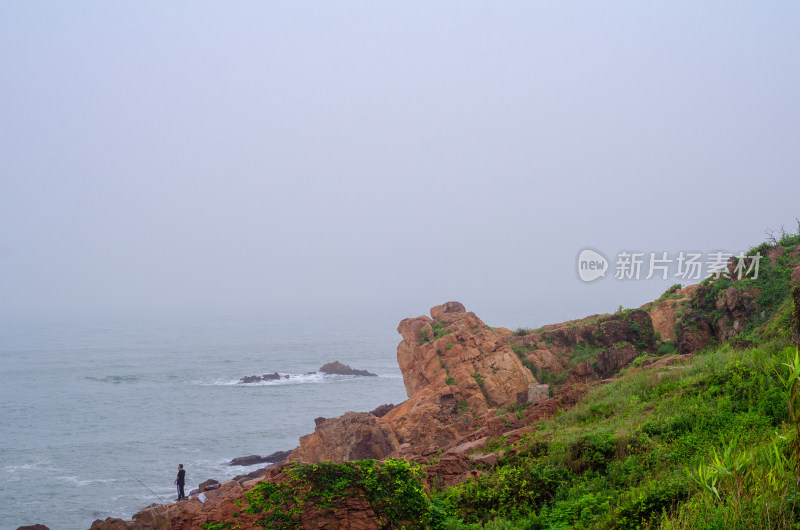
298 495 381 529
791 265 800 286
677 317 713 354
766 246 784 265
648 285 696 341
290 411 399 463
319 361 377 377
713 286 760 341
430 301 467 323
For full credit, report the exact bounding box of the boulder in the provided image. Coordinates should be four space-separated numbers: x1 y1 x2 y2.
791 265 800 286
198 479 220 492
430 301 467 323
228 454 268 466
290 411 400 463
319 361 377 377
396 303 535 405
470 452 500 466
527 384 549 403
678 317 713 354
262 449 291 464
17 526 50 530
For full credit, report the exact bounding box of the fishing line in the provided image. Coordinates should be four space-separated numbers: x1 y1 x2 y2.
121 465 168 506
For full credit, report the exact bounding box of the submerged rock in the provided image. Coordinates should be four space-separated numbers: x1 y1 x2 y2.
238 372 282 384
319 361 377 376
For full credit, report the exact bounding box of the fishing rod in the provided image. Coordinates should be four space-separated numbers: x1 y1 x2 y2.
121 466 168 507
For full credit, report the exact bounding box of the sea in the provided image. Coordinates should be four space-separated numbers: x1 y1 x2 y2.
0 310 420 530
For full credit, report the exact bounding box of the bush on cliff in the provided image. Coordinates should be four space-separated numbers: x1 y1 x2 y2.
224 458 433 529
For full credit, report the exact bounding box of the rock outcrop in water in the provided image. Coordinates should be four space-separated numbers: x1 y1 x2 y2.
319 361 377 376
237 372 282 384
228 450 291 466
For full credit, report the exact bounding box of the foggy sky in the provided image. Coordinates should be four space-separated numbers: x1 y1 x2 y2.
1 2 799 328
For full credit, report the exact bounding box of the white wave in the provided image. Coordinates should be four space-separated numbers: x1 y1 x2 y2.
85 374 141 384
55 475 117 487
194 371 334 386
195 371 399 387
4 461 59 473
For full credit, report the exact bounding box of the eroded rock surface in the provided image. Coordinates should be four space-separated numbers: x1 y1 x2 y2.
290 302 535 463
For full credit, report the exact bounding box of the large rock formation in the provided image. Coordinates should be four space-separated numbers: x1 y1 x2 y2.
508 309 656 383
396 301 536 409
289 302 536 463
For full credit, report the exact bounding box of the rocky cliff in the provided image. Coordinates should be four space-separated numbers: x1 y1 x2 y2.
289 302 535 463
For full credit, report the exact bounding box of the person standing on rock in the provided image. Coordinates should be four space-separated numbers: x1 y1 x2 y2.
174 464 186 501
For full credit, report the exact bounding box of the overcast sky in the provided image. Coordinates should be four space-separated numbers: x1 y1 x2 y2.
1 2 799 327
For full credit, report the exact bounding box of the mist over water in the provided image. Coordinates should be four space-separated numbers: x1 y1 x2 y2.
0 312 410 530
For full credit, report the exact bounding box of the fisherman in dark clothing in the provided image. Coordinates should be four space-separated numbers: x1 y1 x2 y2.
174 464 185 501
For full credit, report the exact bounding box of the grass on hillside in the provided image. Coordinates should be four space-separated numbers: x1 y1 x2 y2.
432 338 800 529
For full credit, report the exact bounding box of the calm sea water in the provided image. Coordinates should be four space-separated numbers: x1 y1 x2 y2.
0 312 411 530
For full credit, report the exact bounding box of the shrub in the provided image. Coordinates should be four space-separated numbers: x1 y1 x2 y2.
243 460 432 529
658 341 678 355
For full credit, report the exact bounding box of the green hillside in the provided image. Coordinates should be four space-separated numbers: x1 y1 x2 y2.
431 233 800 529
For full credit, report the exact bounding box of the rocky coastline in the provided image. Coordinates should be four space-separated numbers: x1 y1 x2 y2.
66 266 795 529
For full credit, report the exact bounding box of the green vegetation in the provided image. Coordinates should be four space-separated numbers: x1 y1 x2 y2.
657 340 678 356
433 321 454 340
431 341 800 528
201 523 233 530
420 322 454 345
660 283 683 300
445 376 456 386
231 459 433 529
420 328 430 345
